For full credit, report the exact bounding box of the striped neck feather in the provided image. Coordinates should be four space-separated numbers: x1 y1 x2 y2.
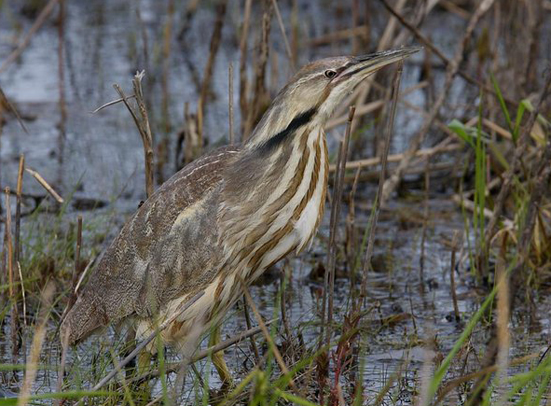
245 103 319 153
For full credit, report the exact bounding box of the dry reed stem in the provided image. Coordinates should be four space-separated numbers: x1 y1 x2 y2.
75 216 82 277
91 95 136 114
332 0 405 122
113 71 154 198
228 63 234 145
440 0 470 19
308 25 369 47
161 0 175 133
345 168 361 275
17 261 26 327
56 0 67 184
520 0 545 95
74 254 98 294
495 232 510 402
465 116 548 144
350 0 433 135
351 0 360 54
419 161 429 286
0 0 60 74
342 161 457 186
380 0 517 107
329 143 462 172
131 321 274 385
0 87 29 134
450 231 460 322
197 0 227 151
436 352 540 403
17 282 55 406
1 221 6 301
243 3 273 141
91 291 204 391
271 0 294 69
63 215 83 317
242 296 260 362
382 0 496 205
325 107 355 348
452 194 514 229
238 0 253 133
290 0 298 66
5 187 20 365
25 167 64 203
15 155 25 264
360 63 403 302
176 0 200 41
326 81 427 130
239 276 295 390
135 4 150 73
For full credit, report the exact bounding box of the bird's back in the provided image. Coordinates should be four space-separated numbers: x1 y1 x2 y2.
62 145 240 344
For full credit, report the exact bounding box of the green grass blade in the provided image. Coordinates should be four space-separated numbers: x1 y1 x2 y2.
448 119 475 148
274 389 321 406
0 391 111 405
426 284 498 401
490 72 514 140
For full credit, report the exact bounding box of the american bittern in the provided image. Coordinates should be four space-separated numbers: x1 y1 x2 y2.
61 47 419 384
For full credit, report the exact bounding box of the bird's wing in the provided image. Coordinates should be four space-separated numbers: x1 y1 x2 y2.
62 145 240 344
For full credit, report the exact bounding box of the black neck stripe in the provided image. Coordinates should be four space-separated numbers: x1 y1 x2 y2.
259 107 317 153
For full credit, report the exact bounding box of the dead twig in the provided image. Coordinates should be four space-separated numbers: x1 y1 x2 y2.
450 231 460 322
239 276 295 390
197 0 227 153
381 0 497 205
113 71 155 198
25 167 64 204
228 63 234 145
452 194 514 229
0 0 60 74
380 0 517 107
325 107 355 347
238 0 253 135
14 155 25 264
360 63 403 302
91 95 136 114
243 2 273 140
271 0 294 69
329 143 462 172
0 87 29 134
131 321 275 385
5 187 20 368
91 291 204 391
15 156 26 327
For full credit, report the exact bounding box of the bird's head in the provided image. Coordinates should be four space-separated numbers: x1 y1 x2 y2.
248 47 420 149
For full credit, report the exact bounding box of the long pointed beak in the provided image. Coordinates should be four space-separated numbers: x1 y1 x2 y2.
338 46 421 81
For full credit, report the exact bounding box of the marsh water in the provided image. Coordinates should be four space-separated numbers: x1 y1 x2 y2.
1 1 550 404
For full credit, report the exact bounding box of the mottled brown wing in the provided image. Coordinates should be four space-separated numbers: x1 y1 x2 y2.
62 145 240 344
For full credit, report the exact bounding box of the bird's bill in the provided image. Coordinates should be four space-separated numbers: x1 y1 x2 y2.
338 46 421 81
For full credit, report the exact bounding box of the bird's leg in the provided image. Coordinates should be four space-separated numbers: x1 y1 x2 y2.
209 325 233 388
134 351 153 403
137 351 152 374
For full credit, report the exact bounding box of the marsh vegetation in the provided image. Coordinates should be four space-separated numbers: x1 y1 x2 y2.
1 0 551 405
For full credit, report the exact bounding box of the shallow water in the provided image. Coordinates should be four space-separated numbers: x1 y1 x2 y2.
1 0 550 404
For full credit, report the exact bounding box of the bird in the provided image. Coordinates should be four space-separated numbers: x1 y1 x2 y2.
61 46 419 384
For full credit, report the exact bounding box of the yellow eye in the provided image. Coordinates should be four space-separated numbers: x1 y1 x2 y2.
324 70 337 79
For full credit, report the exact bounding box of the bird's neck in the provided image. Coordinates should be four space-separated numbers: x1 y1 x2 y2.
220 113 328 256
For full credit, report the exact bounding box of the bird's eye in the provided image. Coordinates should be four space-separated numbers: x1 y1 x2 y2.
324 70 337 79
